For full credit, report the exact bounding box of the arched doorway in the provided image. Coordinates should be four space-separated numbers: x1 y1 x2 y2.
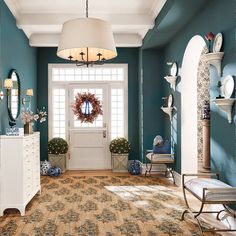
181 35 208 174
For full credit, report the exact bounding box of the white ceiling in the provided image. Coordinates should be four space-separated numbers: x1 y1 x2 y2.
4 0 166 47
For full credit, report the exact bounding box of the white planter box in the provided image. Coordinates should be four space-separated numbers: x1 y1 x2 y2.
48 154 66 173
112 153 128 172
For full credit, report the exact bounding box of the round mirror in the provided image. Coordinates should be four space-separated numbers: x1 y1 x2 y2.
7 69 21 125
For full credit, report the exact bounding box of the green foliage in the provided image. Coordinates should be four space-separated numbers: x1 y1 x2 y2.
109 138 131 154
48 137 68 155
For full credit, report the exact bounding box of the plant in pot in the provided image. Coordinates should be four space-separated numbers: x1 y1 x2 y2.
109 137 131 172
48 137 68 173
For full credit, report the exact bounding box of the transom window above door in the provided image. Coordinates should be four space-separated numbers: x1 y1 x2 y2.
52 67 124 81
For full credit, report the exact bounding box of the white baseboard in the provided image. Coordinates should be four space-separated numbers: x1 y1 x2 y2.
173 171 181 186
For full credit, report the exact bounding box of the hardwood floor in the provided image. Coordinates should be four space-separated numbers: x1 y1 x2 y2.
65 169 130 176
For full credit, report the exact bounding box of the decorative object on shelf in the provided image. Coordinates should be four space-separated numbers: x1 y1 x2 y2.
161 95 174 120
72 92 103 123
128 160 142 175
110 137 131 172
40 160 52 175
20 107 47 134
221 75 234 99
47 166 62 177
48 137 69 173
201 100 210 119
216 81 224 99
213 33 223 53
213 98 236 123
202 52 224 76
161 97 168 107
167 94 173 107
57 0 117 67
165 62 179 90
169 62 178 76
204 32 215 53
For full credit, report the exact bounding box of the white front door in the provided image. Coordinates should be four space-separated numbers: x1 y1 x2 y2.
67 84 110 170
48 64 128 170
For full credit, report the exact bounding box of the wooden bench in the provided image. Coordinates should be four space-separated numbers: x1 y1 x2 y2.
181 173 236 235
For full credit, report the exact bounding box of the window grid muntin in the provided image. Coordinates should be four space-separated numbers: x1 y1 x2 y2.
52 88 66 139
111 88 124 139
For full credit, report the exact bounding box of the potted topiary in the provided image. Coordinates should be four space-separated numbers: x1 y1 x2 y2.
109 137 131 172
48 137 69 173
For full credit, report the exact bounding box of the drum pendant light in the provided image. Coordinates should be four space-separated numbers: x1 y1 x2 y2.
57 0 117 67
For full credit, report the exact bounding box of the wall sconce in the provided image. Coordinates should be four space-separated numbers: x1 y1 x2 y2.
22 88 33 105
0 90 4 100
0 78 13 101
4 79 13 89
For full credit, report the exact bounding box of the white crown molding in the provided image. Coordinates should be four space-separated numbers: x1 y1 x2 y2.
4 0 21 18
4 0 164 47
29 33 142 47
149 0 167 19
16 13 154 30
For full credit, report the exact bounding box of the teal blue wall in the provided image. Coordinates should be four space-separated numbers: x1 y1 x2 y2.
0 1 37 133
141 49 166 161
3 0 235 186
143 0 236 187
37 47 140 161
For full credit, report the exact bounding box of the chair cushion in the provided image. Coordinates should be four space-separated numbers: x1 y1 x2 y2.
146 153 174 163
185 178 236 202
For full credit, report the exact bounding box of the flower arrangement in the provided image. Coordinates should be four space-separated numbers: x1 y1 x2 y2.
205 32 215 53
20 107 47 124
72 92 103 123
48 137 68 155
109 138 131 154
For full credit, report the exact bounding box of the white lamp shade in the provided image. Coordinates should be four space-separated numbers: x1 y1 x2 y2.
26 88 33 96
4 79 13 89
57 18 117 62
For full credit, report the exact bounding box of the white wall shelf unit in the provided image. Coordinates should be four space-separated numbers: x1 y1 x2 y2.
202 52 224 76
164 75 178 90
213 98 235 123
161 106 173 120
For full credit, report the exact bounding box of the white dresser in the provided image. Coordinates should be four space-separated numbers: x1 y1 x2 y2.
0 132 40 216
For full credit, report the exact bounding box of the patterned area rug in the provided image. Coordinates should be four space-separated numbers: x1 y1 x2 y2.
0 175 217 236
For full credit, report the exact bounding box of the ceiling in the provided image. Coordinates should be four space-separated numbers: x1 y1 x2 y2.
4 0 167 47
